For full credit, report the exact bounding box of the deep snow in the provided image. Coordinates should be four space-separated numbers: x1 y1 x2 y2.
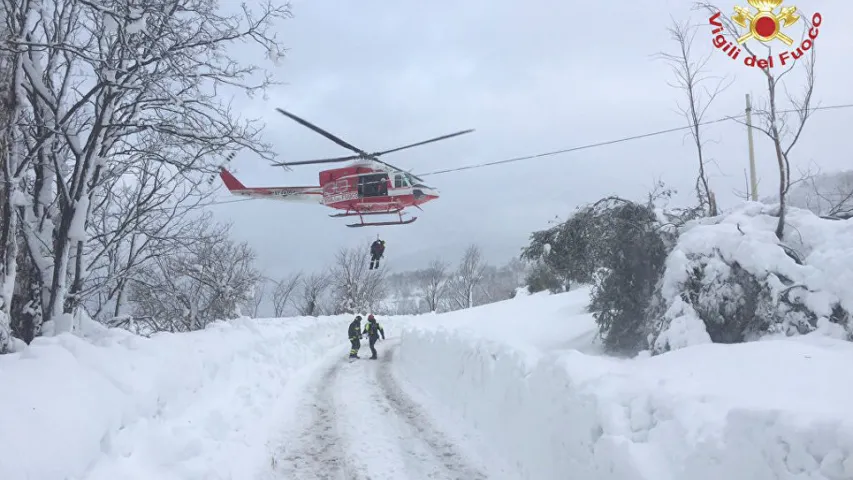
395 288 853 479
0 314 350 480
651 203 853 352
3 284 853 479
262 336 489 479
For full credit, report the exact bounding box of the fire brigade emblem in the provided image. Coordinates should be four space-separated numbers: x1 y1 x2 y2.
733 0 800 46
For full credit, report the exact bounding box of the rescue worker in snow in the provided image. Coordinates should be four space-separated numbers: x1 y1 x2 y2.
362 314 385 359
369 238 385 270
348 315 362 358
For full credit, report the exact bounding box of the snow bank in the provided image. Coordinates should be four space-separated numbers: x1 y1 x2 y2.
411 286 601 358
650 203 853 352
0 314 351 480
396 292 853 479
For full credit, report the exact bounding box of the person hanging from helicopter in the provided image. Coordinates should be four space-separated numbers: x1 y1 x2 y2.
348 315 362 358
362 314 385 359
369 238 386 270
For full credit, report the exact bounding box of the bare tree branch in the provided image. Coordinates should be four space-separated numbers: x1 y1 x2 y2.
418 258 449 313
128 216 261 332
295 272 331 317
328 245 386 315
271 272 301 317
448 244 487 310
695 2 818 239
655 16 732 216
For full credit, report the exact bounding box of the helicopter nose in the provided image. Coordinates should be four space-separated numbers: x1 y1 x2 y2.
413 186 439 201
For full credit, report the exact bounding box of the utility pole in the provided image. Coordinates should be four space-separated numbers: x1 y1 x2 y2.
745 93 758 201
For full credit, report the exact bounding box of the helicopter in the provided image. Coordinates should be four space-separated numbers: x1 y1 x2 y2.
218 107 474 227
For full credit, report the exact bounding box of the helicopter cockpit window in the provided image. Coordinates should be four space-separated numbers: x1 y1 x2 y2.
395 174 412 188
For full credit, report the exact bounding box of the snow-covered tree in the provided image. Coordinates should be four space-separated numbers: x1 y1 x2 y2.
0 0 24 352
476 263 523 304
271 272 302 317
521 212 597 289
585 198 670 354
382 274 421 315
83 155 219 321
524 259 563 294
128 217 261 332
329 245 386 315
295 272 331 317
448 244 487 310
245 280 267 318
524 194 675 354
418 258 449 312
0 0 288 342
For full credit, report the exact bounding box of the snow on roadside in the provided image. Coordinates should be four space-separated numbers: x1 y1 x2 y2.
412 286 602 359
396 291 853 479
0 314 349 480
651 203 853 352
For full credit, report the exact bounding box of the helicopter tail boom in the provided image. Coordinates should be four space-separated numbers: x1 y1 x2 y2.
219 168 323 204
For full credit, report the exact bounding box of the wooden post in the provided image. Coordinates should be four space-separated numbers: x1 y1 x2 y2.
746 93 758 201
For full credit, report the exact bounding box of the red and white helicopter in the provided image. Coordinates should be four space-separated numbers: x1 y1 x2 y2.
219 108 474 227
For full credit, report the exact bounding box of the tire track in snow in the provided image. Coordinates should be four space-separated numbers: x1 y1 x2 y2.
376 342 488 480
270 358 362 480
268 340 486 479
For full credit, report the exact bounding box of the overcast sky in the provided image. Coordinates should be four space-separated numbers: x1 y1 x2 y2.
210 0 852 279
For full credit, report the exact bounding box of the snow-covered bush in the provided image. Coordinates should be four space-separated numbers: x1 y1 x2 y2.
521 212 596 288
585 198 672 354
524 259 563 294
649 203 853 353
524 195 676 354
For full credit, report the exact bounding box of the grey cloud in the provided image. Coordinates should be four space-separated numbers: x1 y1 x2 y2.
213 0 853 277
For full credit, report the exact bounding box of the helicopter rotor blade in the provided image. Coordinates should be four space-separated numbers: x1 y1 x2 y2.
273 107 474 182
367 129 474 182
276 108 369 157
369 158 427 183
270 154 361 168
373 129 475 157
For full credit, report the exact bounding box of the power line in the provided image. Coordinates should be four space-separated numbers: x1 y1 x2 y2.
205 197 254 207
202 101 853 208
414 102 853 177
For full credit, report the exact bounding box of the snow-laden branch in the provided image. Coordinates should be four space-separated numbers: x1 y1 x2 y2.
1 0 291 340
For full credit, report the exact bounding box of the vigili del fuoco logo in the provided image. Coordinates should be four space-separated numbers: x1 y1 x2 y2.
709 0 822 69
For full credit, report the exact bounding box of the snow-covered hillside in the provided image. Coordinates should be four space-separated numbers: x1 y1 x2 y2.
3 287 853 479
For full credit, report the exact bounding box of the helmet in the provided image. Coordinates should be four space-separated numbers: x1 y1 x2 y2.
368 314 375 320
355 315 362 321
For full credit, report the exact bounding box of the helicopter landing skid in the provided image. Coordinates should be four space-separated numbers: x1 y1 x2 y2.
346 217 417 227
345 208 417 227
329 208 403 218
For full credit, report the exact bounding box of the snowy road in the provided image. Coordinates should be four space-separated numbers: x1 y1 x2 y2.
266 338 487 480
